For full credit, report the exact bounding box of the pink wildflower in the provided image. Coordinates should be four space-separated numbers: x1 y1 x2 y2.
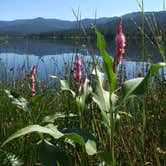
81 75 87 89
75 54 82 82
113 18 126 73
29 65 36 96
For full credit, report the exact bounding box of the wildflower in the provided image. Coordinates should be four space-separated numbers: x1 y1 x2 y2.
81 75 87 89
113 18 126 72
29 65 36 96
75 54 82 82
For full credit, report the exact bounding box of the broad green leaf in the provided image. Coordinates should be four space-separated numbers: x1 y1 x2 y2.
95 28 116 94
42 113 77 123
120 77 144 100
92 70 110 112
5 90 28 112
2 124 97 156
120 63 166 100
64 133 85 145
39 140 72 166
61 128 97 155
85 139 97 155
133 63 166 95
92 69 118 133
47 124 85 145
111 93 118 111
1 125 64 147
50 75 75 97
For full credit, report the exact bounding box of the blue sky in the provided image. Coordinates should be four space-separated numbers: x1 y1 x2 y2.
0 0 164 20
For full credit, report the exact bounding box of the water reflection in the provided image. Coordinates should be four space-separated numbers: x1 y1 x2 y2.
0 39 164 81
0 39 77 56
0 38 162 60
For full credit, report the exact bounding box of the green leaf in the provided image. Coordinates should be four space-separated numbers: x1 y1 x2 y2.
42 113 77 123
133 63 166 95
1 125 64 147
120 63 166 100
111 92 118 111
31 94 44 105
50 75 75 97
64 133 85 145
85 139 97 155
79 78 92 113
39 140 72 166
61 128 97 155
2 124 97 156
120 77 144 100
92 69 110 128
98 151 116 165
46 125 97 155
5 90 28 112
92 70 110 112
95 28 116 94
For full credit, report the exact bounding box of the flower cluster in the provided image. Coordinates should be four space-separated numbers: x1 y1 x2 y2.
29 65 36 96
113 18 126 72
74 54 88 90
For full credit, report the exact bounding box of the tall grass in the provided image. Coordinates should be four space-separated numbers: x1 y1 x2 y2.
0 2 166 166
0 42 165 166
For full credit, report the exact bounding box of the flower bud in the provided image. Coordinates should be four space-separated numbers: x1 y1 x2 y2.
81 75 87 89
113 18 126 72
29 65 36 96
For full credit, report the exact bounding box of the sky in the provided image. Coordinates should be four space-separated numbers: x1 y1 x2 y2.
0 0 165 21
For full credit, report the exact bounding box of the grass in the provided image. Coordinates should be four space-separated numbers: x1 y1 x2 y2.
0 49 165 166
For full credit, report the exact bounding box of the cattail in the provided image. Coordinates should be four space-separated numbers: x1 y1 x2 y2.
29 65 36 96
113 18 126 73
75 54 82 82
80 75 87 89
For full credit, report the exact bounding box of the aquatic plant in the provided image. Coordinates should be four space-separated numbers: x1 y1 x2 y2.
29 65 36 96
113 18 126 73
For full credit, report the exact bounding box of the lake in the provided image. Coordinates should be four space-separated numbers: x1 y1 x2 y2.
0 38 164 81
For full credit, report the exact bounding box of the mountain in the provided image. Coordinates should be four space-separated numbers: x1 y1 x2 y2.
0 11 166 38
31 11 166 42
96 11 166 41
0 16 117 34
0 17 74 34
98 11 166 33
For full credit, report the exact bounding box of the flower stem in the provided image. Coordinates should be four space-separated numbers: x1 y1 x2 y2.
77 97 83 128
109 93 115 164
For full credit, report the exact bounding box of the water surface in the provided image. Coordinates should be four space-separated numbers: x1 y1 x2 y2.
0 38 164 81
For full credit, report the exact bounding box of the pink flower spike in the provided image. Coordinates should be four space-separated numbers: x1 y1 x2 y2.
29 65 36 96
113 18 126 73
30 65 36 76
81 75 87 89
75 54 82 82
